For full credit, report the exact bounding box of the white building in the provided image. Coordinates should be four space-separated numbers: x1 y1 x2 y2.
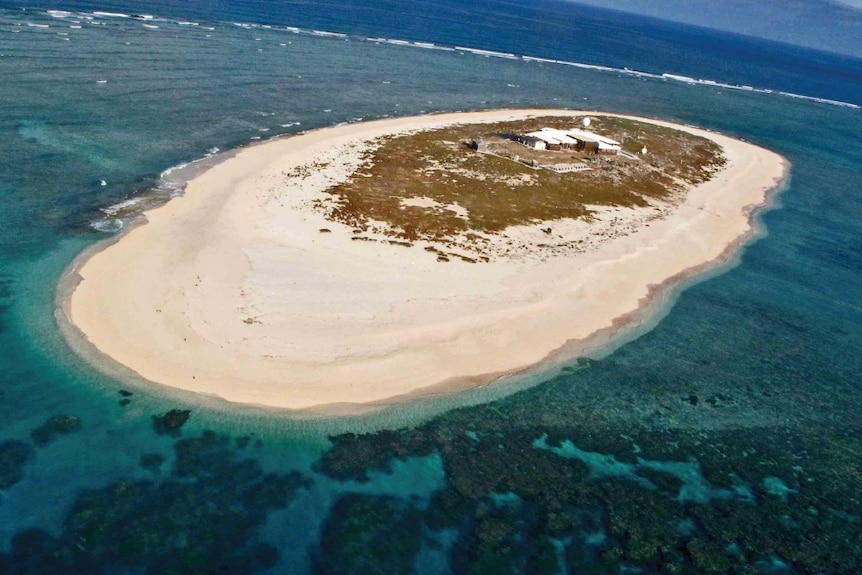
521 127 621 155
521 135 547 150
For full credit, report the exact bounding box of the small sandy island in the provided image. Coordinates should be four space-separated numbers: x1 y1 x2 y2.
62 109 787 411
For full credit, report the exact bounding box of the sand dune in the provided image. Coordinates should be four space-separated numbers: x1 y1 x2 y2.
63 110 788 411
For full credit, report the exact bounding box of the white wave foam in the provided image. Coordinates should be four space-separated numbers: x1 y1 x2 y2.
158 154 228 197
656 73 859 107
369 37 409 45
90 219 123 233
663 73 696 83
455 46 517 59
102 198 141 216
92 11 130 18
311 30 347 38
44 8 857 113
516 56 855 108
777 91 860 109
195 17 857 108
160 161 190 178
367 37 455 52
413 41 453 51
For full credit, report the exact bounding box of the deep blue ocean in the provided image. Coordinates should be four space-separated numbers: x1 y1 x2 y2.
0 1 860 573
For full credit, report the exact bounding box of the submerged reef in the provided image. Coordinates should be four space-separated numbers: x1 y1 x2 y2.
152 408 192 436
1 415 81 494
317 416 862 574
313 493 423 575
0 425 309 575
29 415 82 446
3 277 861 574
314 347 862 575
0 440 34 491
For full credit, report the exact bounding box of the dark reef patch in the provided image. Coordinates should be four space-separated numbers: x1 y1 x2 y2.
312 493 423 575
314 355 862 575
29 415 82 446
314 428 435 482
0 430 309 575
0 440 34 490
152 408 191 436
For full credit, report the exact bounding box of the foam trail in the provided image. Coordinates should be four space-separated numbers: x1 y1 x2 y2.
92 11 130 18
311 30 347 38
32 8 859 113
102 198 142 216
154 14 862 108
89 148 241 234
455 46 518 59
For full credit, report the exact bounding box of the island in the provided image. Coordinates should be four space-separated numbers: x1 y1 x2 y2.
61 110 788 411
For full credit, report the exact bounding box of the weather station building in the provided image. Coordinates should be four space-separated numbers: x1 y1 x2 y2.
520 127 622 155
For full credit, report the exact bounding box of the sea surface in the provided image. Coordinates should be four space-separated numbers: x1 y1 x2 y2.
0 1 861 573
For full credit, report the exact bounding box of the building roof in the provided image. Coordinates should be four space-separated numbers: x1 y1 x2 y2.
564 129 620 147
523 127 621 150
526 129 579 145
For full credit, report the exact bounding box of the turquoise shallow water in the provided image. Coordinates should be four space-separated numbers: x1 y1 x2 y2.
0 5 861 574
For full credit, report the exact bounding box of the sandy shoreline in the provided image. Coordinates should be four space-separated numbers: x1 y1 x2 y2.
61 109 788 411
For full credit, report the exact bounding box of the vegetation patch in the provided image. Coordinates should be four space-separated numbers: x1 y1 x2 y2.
319 115 725 256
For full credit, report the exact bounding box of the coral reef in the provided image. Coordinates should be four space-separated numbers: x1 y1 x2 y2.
0 429 308 574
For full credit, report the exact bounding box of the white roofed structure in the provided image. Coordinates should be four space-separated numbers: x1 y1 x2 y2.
565 129 622 153
525 128 580 148
521 127 621 155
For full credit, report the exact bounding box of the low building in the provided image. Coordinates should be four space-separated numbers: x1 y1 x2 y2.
565 129 622 155
545 162 592 173
471 138 489 152
519 127 621 155
520 135 547 150
525 129 579 151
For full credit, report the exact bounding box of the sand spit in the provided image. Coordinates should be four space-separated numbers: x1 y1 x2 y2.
63 110 788 411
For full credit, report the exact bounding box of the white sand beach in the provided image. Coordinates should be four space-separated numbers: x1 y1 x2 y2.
63 109 788 411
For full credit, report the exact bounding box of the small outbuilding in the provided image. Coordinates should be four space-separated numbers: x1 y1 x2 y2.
520 135 547 150
546 163 591 173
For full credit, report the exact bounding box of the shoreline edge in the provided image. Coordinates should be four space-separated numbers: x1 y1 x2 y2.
57 109 790 414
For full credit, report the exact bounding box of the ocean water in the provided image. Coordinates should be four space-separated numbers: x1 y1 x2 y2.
0 1 860 573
